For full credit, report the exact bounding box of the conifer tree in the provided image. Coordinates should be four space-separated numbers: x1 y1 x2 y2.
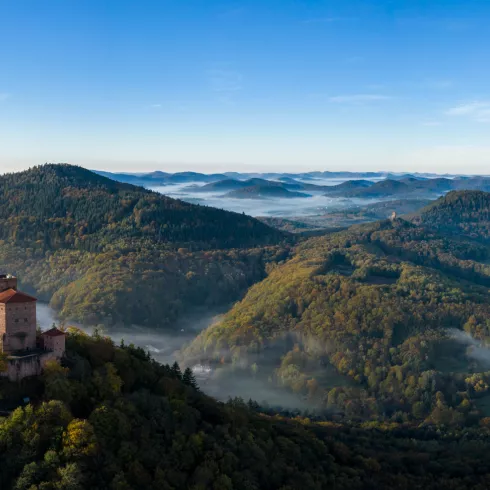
183 367 198 389
170 361 182 380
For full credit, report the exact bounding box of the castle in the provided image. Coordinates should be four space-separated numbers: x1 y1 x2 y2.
0 274 65 381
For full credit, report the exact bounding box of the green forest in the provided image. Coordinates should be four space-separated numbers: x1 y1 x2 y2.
3 331 490 490
0 165 289 327
183 195 490 425
411 190 490 240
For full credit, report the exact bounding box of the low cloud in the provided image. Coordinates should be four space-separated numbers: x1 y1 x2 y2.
446 101 490 123
0 93 10 102
448 329 490 366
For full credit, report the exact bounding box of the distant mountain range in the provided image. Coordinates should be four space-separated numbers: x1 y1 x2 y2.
225 185 312 199
94 169 473 186
95 170 490 200
323 176 490 198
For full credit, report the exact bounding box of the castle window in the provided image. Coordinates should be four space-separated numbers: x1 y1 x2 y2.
14 319 19 323
24 318 28 322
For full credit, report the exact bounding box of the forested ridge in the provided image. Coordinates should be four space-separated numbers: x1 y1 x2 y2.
0 164 287 327
3 331 490 489
412 190 490 240
184 207 490 425
0 164 283 251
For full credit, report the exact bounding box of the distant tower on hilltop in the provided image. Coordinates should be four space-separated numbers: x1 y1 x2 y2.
390 211 397 221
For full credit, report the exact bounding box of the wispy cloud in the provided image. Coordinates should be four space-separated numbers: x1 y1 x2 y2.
421 121 442 126
0 93 10 102
446 101 490 122
207 70 242 93
329 94 392 103
150 104 162 109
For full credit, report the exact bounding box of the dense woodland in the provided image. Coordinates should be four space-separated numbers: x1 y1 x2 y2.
0 164 283 252
0 165 288 326
3 331 490 489
412 190 490 240
184 196 490 424
3 167 490 487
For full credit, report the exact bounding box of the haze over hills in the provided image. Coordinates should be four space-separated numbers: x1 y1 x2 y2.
5 330 490 489
225 186 312 199
183 193 490 424
4 167 490 489
96 169 463 186
0 164 287 327
97 169 490 208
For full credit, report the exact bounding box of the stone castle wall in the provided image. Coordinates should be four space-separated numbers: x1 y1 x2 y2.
0 351 59 382
43 334 65 357
0 302 36 353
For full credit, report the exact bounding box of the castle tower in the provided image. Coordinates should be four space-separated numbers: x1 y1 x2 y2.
0 274 18 292
0 278 37 354
42 327 66 357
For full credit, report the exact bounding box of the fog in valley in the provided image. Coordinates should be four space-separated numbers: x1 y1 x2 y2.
149 177 387 219
37 303 310 409
32 174 459 411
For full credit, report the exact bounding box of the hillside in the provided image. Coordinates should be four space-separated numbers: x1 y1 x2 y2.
323 180 375 194
183 218 490 424
0 165 283 251
190 178 248 192
225 185 312 199
411 190 490 240
0 164 286 326
3 331 490 489
302 199 432 228
342 179 410 197
95 170 227 185
322 177 490 199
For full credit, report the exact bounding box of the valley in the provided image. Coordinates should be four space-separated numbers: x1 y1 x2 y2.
3 165 490 489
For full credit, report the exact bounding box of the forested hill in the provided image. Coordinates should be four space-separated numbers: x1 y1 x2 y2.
411 190 490 240
3 330 490 489
183 218 490 425
0 164 283 251
0 164 287 327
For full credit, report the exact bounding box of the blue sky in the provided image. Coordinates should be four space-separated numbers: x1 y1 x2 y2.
1 0 490 174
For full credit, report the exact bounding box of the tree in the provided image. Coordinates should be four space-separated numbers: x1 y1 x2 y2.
170 361 182 380
55 463 84 490
182 367 198 390
92 363 123 399
43 360 72 403
62 419 98 460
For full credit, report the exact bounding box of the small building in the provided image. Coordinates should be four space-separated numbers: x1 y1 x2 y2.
41 327 66 357
0 274 65 382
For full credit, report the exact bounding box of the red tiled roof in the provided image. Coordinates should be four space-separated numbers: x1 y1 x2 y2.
42 327 65 337
0 288 37 304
